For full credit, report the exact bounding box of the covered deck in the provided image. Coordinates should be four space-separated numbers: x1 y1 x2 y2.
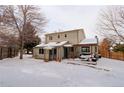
74 38 98 55
35 41 74 62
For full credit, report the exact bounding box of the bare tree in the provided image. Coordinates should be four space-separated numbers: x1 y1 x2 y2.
0 23 18 46
97 6 124 42
0 5 46 59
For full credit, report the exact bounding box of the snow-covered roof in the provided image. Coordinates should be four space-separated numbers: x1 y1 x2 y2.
45 28 84 35
35 41 68 49
64 44 73 47
45 42 57 47
43 46 55 49
56 41 68 46
79 38 97 45
35 43 45 47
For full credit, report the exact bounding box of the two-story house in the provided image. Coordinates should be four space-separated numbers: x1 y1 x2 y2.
33 28 98 62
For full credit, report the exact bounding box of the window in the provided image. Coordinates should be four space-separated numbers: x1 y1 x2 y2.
49 36 52 40
54 49 57 55
58 35 60 38
39 48 44 54
65 34 67 38
82 47 90 52
71 47 74 52
49 50 52 55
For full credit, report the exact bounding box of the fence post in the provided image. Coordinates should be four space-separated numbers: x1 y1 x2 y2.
123 52 124 61
0 48 2 60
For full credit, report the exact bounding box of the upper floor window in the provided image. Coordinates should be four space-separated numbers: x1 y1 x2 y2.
65 34 67 38
49 36 52 40
58 35 60 38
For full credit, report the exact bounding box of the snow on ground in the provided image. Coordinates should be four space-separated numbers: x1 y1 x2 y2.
0 55 124 87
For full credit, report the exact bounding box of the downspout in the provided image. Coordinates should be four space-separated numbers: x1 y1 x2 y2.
95 36 99 54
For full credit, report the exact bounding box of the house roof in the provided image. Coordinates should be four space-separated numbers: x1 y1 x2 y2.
45 42 57 47
43 46 55 49
64 44 73 47
56 41 68 46
45 28 84 36
35 41 68 49
78 38 97 45
35 43 45 48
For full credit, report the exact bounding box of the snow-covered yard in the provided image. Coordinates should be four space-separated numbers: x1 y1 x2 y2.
0 55 124 87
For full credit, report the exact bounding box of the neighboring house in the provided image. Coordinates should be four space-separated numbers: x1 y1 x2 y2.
33 29 98 62
0 44 18 60
0 37 18 60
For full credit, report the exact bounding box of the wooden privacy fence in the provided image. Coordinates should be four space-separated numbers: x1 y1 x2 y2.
100 50 124 61
99 38 124 61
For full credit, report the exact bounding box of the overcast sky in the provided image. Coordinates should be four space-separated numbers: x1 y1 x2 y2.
41 6 105 38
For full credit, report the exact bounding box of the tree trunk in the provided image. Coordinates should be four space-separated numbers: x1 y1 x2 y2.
20 45 23 59
123 52 124 61
27 49 30 54
20 35 24 59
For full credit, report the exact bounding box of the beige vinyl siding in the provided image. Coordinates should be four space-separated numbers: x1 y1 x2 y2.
78 29 86 43
45 29 85 44
33 48 44 59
